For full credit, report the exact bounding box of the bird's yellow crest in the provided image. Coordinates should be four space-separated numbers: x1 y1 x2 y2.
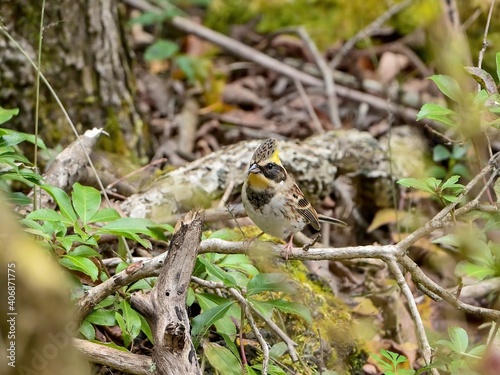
251 138 282 165
269 148 281 164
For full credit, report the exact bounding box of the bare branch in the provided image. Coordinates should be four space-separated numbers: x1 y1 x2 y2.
386 259 434 371
130 210 203 375
296 26 341 128
73 339 155 375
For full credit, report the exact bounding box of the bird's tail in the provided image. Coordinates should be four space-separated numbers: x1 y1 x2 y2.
318 214 348 227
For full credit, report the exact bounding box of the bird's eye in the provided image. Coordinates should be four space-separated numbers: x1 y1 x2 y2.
265 163 274 170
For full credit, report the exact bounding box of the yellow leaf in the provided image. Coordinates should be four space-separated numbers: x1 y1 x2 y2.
367 209 407 233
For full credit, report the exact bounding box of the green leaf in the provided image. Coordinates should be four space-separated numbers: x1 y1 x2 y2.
397 178 436 195
187 287 196 306
26 208 74 225
467 344 486 357
69 245 101 258
96 296 116 308
0 107 19 125
144 39 179 61
248 298 274 319
59 255 99 281
441 175 464 191
119 299 142 340
269 342 288 359
442 194 458 203
99 218 171 248
6 192 32 206
129 11 163 25
217 254 259 277
191 301 235 347
138 313 154 343
417 103 455 120
263 299 312 324
85 309 117 326
451 145 467 160
219 332 240 362
196 293 239 338
448 327 469 353
0 128 46 149
41 185 77 222
128 278 155 292
208 228 244 241
88 208 121 223
175 54 197 83
198 256 238 287
72 183 102 225
115 312 132 347
89 340 129 352
381 349 407 365
100 217 171 237
129 8 180 25
433 145 451 162
252 364 287 375
247 273 296 296
204 342 241 375
245 364 259 375
455 261 495 281
429 75 462 103
79 320 95 340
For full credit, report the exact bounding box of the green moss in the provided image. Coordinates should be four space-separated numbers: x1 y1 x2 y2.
275 261 359 372
97 107 130 156
205 0 441 50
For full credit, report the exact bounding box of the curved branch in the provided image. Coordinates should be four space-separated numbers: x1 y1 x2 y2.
73 338 155 375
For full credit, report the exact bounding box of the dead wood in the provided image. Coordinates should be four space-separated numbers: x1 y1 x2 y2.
29 128 104 209
121 130 391 221
130 210 203 375
73 339 155 375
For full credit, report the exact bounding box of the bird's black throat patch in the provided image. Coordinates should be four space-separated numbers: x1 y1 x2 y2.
245 186 273 209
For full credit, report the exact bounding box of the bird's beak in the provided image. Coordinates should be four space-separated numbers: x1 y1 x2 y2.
248 163 260 174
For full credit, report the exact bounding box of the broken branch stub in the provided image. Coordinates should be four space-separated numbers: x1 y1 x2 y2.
131 210 204 375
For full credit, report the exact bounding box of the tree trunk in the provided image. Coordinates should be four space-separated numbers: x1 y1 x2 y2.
0 0 148 159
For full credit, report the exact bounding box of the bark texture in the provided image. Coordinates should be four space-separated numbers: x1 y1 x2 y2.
0 0 146 158
131 210 203 375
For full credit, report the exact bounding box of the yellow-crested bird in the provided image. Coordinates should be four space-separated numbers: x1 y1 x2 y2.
242 138 346 258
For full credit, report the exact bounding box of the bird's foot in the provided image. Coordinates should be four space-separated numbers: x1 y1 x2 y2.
302 233 321 252
281 236 295 261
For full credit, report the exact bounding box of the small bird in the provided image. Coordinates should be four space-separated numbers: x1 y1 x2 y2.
241 138 347 258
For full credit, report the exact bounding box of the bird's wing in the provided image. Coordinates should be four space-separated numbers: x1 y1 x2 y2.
290 184 321 231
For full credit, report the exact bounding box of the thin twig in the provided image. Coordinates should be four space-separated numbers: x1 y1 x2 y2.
329 0 414 69
218 180 235 208
191 276 298 362
245 304 269 375
33 0 46 211
400 256 500 320
293 78 324 134
106 158 167 190
386 258 434 371
296 26 341 128
478 0 496 69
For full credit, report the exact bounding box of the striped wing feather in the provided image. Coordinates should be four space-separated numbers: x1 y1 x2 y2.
291 184 321 231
